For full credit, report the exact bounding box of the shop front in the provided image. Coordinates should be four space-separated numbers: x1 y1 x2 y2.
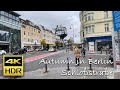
0 24 21 52
84 36 112 51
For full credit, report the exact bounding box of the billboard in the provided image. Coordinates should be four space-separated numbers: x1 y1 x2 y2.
88 42 95 53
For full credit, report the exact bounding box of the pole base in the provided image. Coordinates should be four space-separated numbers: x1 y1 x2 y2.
44 71 49 73
67 68 70 71
89 68 93 71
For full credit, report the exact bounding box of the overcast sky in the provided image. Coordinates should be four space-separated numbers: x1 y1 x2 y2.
16 11 81 43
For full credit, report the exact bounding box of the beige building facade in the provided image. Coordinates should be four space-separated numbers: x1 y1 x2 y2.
20 19 42 50
39 25 60 46
80 11 113 51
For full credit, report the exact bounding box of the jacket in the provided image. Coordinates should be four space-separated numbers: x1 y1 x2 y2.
74 48 81 58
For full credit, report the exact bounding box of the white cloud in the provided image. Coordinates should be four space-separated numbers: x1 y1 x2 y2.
16 11 81 43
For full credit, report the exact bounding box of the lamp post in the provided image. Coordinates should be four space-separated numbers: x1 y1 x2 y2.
70 24 74 44
9 29 13 53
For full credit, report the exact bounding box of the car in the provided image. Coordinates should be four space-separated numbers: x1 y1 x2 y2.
27 49 34 52
0 50 6 55
13 49 24 55
39 48 44 51
35 49 40 51
48 47 56 52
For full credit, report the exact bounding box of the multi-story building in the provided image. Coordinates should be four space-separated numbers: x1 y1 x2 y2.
39 25 60 46
80 11 113 51
20 19 42 50
0 11 21 53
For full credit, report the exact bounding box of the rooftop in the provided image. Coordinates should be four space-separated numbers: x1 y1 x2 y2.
5 11 21 17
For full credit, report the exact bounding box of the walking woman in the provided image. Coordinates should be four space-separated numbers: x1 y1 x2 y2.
74 46 81 66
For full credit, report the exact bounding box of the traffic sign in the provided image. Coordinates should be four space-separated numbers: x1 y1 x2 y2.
112 11 120 31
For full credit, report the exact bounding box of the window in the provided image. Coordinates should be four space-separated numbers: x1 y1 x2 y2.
38 31 40 33
1 11 4 15
9 19 12 24
28 39 30 42
84 13 94 22
9 14 12 18
85 25 94 34
84 15 87 22
24 31 25 35
32 39 33 42
89 26 92 33
1 16 4 20
105 24 109 32
86 27 88 34
92 25 94 33
4 12 8 17
90 14 94 20
83 32 84 37
16 17 19 21
104 11 108 19
88 15 91 21
28 32 29 36
12 20 15 25
4 17 9 22
15 21 19 25
22 25 26 28
13 16 16 19
24 38 26 42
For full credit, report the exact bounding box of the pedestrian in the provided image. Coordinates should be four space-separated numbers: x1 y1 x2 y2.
66 46 68 53
82 47 86 57
100 46 103 54
74 46 81 66
23 47 27 54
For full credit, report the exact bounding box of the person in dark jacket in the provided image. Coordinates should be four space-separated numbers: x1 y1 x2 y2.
23 47 27 54
81 47 86 57
100 46 103 54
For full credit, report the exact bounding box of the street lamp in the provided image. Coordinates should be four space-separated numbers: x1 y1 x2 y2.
70 24 74 44
9 29 13 53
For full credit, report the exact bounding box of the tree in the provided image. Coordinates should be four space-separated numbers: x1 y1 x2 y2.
55 41 61 48
60 42 63 47
41 39 47 46
67 39 72 44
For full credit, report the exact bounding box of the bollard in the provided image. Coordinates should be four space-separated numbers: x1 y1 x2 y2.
44 59 48 73
67 57 70 71
89 57 92 70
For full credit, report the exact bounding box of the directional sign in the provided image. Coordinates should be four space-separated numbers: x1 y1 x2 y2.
112 11 120 31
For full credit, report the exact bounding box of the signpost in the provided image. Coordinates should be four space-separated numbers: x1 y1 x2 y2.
112 11 120 70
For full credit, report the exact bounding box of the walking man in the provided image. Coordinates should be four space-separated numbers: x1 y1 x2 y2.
81 47 86 58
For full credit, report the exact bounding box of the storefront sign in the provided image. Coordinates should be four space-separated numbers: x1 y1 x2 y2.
112 11 120 31
88 42 95 53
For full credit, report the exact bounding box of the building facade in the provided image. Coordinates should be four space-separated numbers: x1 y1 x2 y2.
39 25 60 46
20 19 42 50
80 11 113 51
0 11 21 53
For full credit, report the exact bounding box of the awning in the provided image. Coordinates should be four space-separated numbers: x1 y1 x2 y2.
85 36 112 42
